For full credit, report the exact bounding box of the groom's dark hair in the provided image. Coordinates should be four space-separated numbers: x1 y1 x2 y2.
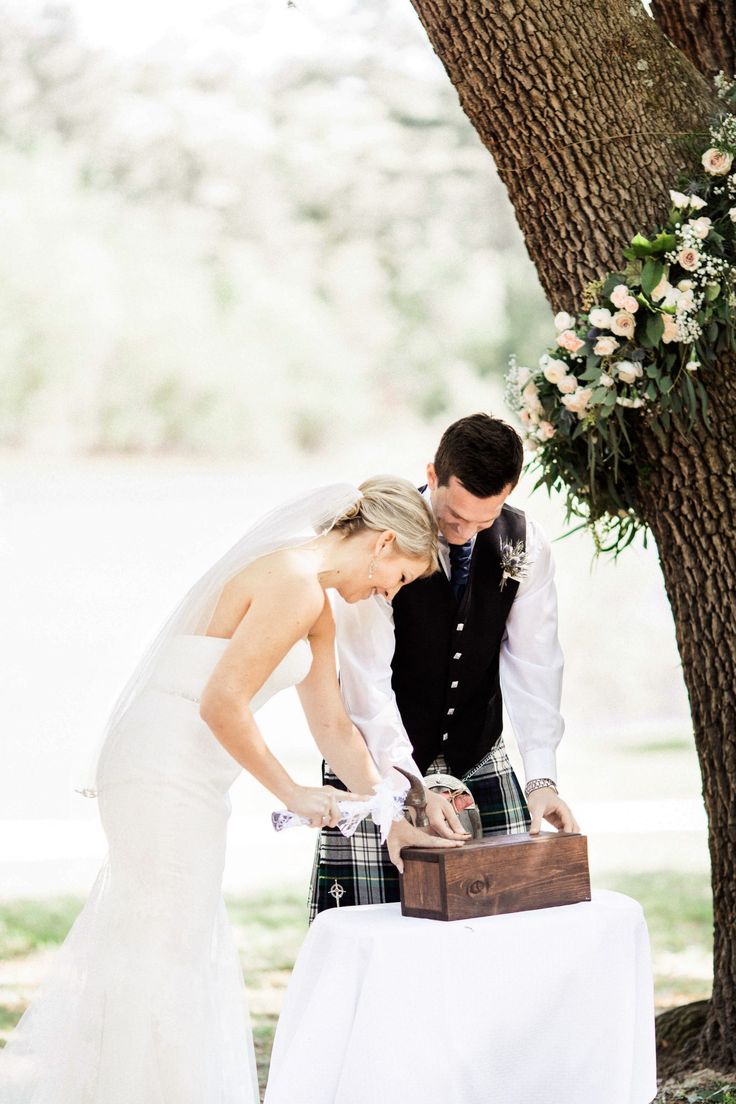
433 413 523 498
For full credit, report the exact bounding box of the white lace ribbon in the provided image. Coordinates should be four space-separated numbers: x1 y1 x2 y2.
271 776 408 845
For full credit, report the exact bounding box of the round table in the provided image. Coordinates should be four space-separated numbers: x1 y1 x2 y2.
264 890 657 1104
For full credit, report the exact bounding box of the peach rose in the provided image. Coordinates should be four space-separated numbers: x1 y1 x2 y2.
622 296 639 314
610 311 637 338
557 375 578 394
593 335 620 357
651 275 672 302
537 420 557 441
556 329 585 353
610 284 631 310
522 380 543 415
678 247 700 272
702 148 733 176
561 388 593 419
543 358 569 385
662 316 681 344
598 372 615 388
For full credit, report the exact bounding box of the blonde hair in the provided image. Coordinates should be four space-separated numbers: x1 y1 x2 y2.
333 476 439 576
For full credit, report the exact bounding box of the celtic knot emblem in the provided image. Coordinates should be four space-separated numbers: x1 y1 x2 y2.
329 880 345 907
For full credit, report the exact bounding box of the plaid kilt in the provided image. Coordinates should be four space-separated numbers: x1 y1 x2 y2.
307 739 530 922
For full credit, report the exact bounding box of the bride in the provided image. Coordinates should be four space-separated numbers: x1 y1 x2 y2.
0 476 467 1104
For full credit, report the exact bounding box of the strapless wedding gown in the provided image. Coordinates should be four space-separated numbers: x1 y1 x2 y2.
0 633 312 1104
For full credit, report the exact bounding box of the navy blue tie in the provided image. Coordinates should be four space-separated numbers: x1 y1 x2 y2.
449 540 473 601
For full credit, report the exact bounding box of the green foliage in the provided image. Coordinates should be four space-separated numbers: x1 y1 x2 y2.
0 896 82 959
0 4 547 458
507 83 736 554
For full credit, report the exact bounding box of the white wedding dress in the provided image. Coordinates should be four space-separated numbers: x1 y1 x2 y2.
0 632 313 1104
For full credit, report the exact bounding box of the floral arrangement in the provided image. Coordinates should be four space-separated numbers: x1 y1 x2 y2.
506 75 736 553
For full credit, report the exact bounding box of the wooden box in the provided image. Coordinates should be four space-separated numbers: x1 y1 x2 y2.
399 831 591 921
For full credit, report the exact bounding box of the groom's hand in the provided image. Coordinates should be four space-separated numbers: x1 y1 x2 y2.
526 788 580 835
387 817 465 873
424 788 471 840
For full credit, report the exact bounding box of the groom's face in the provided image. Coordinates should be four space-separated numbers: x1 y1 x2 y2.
426 465 512 545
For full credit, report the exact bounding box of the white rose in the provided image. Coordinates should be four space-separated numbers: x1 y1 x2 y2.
615 360 643 384
553 311 576 332
561 387 593 419
676 280 694 292
688 216 712 239
598 372 615 388
589 307 612 329
593 335 620 357
543 358 569 384
557 375 578 394
670 189 707 210
730 207 736 223
686 360 699 372
669 190 690 209
677 290 696 315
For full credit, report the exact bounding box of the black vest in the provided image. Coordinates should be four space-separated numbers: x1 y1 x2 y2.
390 503 526 777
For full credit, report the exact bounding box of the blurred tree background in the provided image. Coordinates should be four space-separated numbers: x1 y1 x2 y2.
0 0 549 459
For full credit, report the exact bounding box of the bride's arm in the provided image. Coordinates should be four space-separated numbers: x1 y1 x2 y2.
297 601 384 795
297 603 467 870
199 566 368 826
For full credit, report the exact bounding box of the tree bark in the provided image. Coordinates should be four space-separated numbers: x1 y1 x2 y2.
637 362 736 1070
407 0 736 1072
650 0 736 81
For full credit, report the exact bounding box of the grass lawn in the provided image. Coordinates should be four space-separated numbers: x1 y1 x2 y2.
0 874 727 1101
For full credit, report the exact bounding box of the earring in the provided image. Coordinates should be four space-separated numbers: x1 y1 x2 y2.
368 558 377 580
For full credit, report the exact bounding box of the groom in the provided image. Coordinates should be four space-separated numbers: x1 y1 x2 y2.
308 412 579 917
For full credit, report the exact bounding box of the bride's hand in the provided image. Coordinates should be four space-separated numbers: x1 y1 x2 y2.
285 784 372 829
387 816 466 874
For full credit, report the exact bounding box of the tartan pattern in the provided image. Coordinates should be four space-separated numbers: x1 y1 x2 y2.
307 739 530 922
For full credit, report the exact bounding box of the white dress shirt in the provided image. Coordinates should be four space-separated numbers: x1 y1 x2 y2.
333 506 565 788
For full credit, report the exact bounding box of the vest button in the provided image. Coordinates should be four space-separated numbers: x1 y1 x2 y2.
453 652 462 660
442 733 449 741
457 623 464 631
447 708 455 715
451 680 458 688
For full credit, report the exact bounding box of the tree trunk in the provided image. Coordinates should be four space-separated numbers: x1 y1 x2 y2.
637 361 736 1070
650 0 736 81
407 0 736 1072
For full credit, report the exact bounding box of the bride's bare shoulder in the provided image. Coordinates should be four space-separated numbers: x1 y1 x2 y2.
241 546 319 587
206 547 321 638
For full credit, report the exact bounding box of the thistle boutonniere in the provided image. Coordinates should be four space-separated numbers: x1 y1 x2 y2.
499 539 532 590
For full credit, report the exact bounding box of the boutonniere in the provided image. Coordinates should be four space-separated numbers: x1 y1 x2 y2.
499 539 532 590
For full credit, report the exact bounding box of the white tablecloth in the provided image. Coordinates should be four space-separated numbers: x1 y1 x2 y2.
265 890 656 1104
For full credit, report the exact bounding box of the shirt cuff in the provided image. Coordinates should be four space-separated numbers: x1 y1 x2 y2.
521 748 558 787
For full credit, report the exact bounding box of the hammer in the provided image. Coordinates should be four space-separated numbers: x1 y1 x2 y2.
394 766 430 829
